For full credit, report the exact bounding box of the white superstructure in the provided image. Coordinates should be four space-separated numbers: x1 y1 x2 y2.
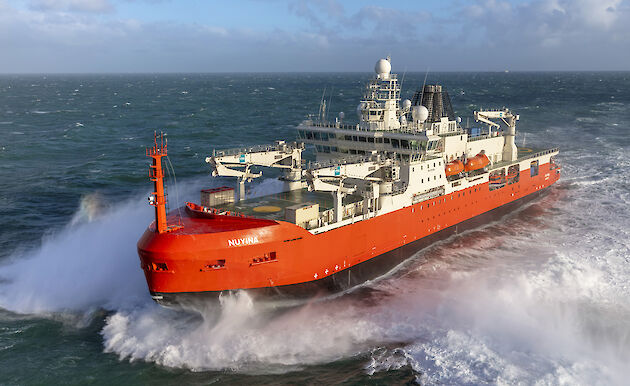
207 58 559 234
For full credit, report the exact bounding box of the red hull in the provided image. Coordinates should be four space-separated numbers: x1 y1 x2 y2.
137 162 560 300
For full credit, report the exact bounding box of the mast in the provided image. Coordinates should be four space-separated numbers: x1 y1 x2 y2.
146 132 181 233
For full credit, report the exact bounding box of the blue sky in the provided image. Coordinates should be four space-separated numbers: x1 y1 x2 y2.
1 0 628 72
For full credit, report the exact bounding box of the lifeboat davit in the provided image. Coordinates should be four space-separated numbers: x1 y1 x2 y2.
464 153 490 172
445 160 464 176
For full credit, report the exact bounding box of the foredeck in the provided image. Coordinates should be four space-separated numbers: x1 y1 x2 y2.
213 188 362 221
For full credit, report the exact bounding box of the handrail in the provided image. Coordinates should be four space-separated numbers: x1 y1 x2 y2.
212 142 302 157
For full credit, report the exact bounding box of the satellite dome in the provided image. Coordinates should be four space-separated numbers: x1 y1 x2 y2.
374 58 391 77
412 105 429 123
339 111 345 120
402 99 411 111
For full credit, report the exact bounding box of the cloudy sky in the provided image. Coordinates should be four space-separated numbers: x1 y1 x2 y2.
1 0 629 73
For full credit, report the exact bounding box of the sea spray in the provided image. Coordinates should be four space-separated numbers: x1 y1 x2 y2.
101 291 384 373
0 194 151 314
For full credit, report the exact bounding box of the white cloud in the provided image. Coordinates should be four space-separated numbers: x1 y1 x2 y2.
28 0 115 13
0 0 628 72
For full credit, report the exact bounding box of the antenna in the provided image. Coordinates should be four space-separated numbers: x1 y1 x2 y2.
318 87 327 122
400 66 407 101
327 87 334 123
420 67 429 105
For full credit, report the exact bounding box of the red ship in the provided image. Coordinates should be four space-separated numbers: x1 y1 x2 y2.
137 58 560 307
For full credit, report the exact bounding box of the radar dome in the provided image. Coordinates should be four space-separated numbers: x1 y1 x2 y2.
374 59 391 77
402 99 411 111
339 111 345 120
412 105 429 123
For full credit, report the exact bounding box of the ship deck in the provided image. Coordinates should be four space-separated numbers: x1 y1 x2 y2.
488 146 556 170
214 188 362 221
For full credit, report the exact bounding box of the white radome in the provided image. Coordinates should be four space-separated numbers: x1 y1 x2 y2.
339 111 345 120
374 59 391 76
402 99 411 111
412 105 429 123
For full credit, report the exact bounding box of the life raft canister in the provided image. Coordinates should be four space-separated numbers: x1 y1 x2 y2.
445 159 464 176
464 153 490 172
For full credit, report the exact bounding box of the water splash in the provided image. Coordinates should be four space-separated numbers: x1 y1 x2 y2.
0 195 151 315
102 291 382 373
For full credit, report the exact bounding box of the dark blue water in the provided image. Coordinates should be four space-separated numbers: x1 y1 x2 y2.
1 72 629 384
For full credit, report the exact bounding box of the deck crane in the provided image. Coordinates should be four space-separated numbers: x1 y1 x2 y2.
474 108 519 161
206 141 304 201
305 154 397 222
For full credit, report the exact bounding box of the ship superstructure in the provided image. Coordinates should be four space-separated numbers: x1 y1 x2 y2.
137 58 560 306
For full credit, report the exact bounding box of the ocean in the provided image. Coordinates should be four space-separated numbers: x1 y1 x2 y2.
0 71 629 385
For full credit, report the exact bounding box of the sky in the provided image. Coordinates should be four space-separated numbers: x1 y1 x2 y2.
0 0 629 73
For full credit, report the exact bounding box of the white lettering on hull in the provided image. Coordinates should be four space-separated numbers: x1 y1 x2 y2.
228 236 259 247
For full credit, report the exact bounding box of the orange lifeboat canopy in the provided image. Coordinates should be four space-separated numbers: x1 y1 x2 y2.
464 153 490 172
445 160 464 176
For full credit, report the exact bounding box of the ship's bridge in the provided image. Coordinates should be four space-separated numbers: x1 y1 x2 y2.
298 57 462 162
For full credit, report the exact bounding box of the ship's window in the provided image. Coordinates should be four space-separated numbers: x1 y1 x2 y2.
368 137 375 143
530 160 539 177
352 135 358 141
330 146 338 152
350 149 357 154
460 136 463 141
401 140 409 148
306 131 313 139
421 179 424 183
392 139 400 148
434 176 436 180
315 145 323 152
313 132 321 140
359 136 367 142
384 138 390 144
345 135 352 141
376 138 383 143
323 146 331 153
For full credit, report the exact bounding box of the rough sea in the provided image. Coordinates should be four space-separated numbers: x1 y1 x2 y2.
0 71 628 385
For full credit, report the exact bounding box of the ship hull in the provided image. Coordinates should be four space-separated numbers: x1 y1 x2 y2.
138 163 560 307
150 187 550 307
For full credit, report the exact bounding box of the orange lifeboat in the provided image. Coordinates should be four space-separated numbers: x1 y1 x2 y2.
464 153 490 172
445 160 464 176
